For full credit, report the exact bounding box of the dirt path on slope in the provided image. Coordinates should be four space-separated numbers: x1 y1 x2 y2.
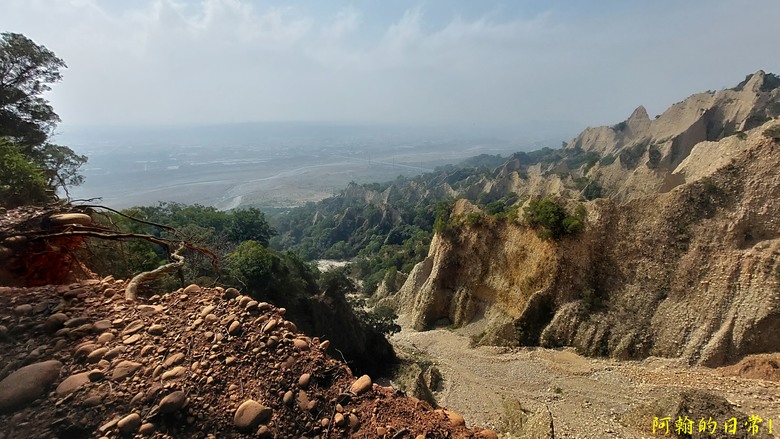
391 327 780 438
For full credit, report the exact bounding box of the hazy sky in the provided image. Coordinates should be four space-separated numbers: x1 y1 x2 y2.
3 0 779 130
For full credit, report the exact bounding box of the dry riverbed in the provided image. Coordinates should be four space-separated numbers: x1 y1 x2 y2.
390 326 780 438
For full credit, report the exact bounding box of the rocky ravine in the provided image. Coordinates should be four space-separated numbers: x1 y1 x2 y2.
0 280 498 438
392 117 780 367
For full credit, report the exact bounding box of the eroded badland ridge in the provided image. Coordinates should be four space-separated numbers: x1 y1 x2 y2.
393 71 780 367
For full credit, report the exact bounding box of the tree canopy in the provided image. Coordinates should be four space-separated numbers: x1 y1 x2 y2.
0 32 65 146
523 197 584 240
0 32 86 207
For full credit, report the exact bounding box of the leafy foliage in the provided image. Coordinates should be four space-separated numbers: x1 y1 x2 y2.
564 147 601 172
618 142 648 169
523 197 585 240
0 32 86 205
733 72 780 92
356 302 401 336
226 207 277 246
582 181 603 200
321 269 400 336
0 32 65 147
36 143 87 192
0 137 48 206
599 154 616 166
88 202 275 289
612 121 628 131
510 147 562 166
226 240 317 302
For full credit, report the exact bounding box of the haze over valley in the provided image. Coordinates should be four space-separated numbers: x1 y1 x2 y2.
61 121 578 210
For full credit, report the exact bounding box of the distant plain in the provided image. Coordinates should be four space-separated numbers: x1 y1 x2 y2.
60 122 577 210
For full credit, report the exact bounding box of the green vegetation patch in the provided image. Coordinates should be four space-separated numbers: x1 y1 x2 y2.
0 138 49 207
0 33 87 207
763 124 780 142
523 197 585 240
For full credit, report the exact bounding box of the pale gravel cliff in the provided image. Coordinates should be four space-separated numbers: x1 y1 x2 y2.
391 71 780 367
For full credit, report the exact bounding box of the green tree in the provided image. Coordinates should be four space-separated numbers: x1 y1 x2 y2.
321 269 400 336
227 241 318 302
0 32 65 147
0 32 86 203
227 207 276 246
227 240 284 293
524 197 584 240
36 142 86 190
0 137 48 206
319 268 356 299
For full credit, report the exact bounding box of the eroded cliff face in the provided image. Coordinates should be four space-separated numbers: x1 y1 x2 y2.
574 70 780 201
468 71 780 206
395 124 780 367
394 202 559 341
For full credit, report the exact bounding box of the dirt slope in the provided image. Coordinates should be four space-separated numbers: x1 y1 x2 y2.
0 280 497 438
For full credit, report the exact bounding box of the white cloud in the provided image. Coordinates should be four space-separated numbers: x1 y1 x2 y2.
321 8 360 41
1 0 779 128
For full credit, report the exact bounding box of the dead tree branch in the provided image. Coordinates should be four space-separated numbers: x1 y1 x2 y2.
79 204 178 233
125 243 186 300
3 204 221 295
28 228 219 275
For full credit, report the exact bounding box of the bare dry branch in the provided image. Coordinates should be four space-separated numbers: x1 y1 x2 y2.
79 204 177 233
125 243 186 301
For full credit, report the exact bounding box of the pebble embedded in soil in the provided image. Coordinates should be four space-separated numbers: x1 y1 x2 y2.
123 333 141 345
163 353 185 367
162 365 186 380
233 399 272 431
96 332 115 344
56 371 91 396
93 319 112 331
476 429 500 439
117 413 142 436
44 313 68 332
183 284 201 294
292 338 309 351
86 347 108 363
350 374 372 395
158 390 187 414
138 422 155 436
112 360 143 381
13 304 33 315
147 324 164 335
444 409 465 427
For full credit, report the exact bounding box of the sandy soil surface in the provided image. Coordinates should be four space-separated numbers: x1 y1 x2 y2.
391 326 780 438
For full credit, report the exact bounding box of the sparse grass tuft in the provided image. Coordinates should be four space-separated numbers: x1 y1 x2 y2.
469 331 486 347
763 124 780 142
498 399 529 434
